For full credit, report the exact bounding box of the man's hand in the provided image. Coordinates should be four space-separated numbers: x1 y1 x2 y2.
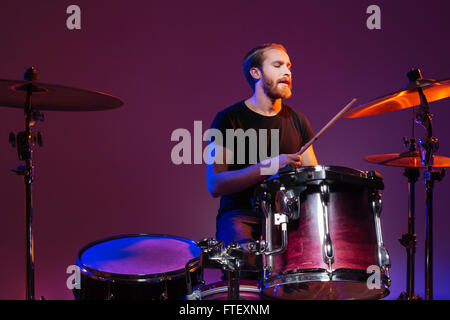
278 153 302 167
259 153 302 175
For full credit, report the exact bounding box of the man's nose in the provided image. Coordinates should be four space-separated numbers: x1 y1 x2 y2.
283 65 291 76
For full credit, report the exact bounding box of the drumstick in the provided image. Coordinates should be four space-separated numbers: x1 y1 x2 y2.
296 98 357 156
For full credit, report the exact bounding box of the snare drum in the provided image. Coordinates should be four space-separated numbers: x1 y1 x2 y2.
255 166 391 300
75 234 201 300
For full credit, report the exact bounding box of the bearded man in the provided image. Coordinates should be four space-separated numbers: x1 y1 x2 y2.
206 44 318 278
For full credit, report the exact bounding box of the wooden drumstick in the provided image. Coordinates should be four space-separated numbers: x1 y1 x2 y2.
296 98 357 156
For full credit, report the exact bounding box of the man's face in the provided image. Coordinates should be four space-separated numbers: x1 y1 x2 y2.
259 48 292 99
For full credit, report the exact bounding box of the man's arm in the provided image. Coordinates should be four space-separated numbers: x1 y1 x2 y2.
206 143 312 198
300 145 318 166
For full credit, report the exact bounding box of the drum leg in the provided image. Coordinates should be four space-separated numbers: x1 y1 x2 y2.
227 269 240 300
184 258 202 300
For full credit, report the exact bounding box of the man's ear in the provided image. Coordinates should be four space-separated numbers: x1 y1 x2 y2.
249 67 261 80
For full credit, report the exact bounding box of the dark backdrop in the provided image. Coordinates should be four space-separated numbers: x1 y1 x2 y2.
0 0 449 299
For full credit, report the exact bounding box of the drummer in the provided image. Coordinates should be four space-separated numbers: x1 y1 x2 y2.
206 43 318 278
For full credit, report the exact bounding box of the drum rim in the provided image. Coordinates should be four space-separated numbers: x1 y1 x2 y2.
200 280 261 298
261 268 390 300
77 233 200 282
265 165 367 182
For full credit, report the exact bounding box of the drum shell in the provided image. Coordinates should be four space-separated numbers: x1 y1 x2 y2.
74 234 201 300
76 268 199 300
265 183 379 272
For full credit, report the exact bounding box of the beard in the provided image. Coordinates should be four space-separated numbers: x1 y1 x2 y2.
262 77 292 100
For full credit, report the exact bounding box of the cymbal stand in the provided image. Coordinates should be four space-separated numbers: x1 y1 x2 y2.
408 69 445 300
8 67 44 300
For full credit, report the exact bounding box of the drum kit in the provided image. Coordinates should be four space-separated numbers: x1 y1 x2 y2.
1 67 449 300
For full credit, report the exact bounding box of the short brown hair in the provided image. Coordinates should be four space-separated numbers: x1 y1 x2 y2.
242 43 287 91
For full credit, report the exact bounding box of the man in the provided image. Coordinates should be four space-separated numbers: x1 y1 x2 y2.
206 43 318 260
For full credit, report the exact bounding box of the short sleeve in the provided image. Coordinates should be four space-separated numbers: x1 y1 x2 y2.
291 110 314 147
209 110 232 147
299 114 314 147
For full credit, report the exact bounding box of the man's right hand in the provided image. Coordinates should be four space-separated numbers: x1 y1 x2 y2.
277 153 302 168
259 153 302 176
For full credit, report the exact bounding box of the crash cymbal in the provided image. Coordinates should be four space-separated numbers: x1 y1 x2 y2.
345 78 450 118
0 79 123 111
364 151 450 168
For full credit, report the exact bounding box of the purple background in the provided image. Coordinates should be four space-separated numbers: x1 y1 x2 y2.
0 0 449 300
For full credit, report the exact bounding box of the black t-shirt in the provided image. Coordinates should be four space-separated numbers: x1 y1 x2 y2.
210 100 314 218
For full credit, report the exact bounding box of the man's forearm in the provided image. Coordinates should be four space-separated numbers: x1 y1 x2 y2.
209 162 269 198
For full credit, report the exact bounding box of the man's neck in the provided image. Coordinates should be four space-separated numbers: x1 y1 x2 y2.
245 93 282 116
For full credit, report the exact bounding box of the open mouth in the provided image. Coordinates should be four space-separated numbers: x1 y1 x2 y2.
278 79 291 87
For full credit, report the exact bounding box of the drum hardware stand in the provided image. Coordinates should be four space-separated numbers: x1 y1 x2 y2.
8 67 44 300
408 68 445 300
226 242 242 300
397 163 421 300
184 258 203 300
264 191 290 256
197 238 243 300
259 196 291 284
263 213 289 256
423 166 444 300
397 137 421 299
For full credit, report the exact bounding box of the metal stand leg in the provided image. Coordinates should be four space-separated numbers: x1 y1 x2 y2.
24 171 34 300
398 168 421 300
424 168 445 300
425 175 432 300
227 269 240 300
23 76 36 301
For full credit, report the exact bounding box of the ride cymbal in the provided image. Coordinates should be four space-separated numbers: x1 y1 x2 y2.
0 79 123 111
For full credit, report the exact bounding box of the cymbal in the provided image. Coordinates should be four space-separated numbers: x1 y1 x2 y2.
364 151 450 168
346 78 450 118
0 80 123 111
